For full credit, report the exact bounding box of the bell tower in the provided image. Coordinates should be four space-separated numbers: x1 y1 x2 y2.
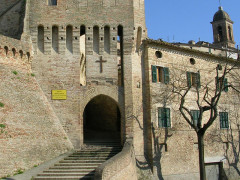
211 6 235 48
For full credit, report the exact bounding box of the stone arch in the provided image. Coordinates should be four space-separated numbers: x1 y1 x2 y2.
38 25 44 53
228 26 232 41
104 25 110 53
83 94 121 143
52 25 59 53
66 25 73 53
217 26 223 42
93 25 100 54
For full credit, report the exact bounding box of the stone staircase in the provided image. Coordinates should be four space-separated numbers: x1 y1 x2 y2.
34 142 122 180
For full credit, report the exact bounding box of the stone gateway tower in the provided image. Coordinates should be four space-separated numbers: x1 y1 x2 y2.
27 0 147 158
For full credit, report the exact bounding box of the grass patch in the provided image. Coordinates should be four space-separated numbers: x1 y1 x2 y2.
0 102 4 107
13 169 24 176
33 165 38 167
0 124 6 129
31 73 35 77
12 71 18 75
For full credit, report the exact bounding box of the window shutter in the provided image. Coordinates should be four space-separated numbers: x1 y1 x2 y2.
166 108 171 127
158 108 163 127
187 72 191 88
163 67 170 84
224 78 228 92
220 112 224 128
152 65 157 83
197 72 201 89
225 113 229 128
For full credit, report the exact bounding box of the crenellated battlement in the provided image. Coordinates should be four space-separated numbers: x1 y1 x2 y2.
0 35 32 65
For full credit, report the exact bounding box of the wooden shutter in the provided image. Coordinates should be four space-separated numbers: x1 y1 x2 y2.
225 113 229 128
224 78 228 92
187 72 191 88
158 108 163 127
163 67 170 84
152 65 157 83
166 108 171 127
220 112 223 128
197 72 201 89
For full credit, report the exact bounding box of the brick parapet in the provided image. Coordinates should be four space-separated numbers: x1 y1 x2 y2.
0 34 33 65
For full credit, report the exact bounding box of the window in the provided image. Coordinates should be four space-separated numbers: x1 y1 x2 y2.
190 110 200 126
152 65 169 84
49 0 57 6
216 77 228 92
228 26 232 41
219 112 229 129
217 26 223 42
158 107 171 128
187 71 200 88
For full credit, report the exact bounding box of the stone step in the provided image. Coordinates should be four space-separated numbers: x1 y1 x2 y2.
34 144 122 180
71 152 118 156
59 159 105 163
64 156 110 160
49 166 99 169
54 163 102 166
43 169 95 173
38 172 94 176
69 153 116 157
34 176 92 180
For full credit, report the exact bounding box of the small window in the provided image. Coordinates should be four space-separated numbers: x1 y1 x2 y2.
49 0 57 6
152 65 169 84
158 107 171 128
190 58 195 65
216 77 228 92
219 112 229 129
155 51 162 58
190 110 200 126
187 71 200 88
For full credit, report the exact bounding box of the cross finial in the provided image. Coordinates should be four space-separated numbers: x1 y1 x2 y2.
219 0 221 6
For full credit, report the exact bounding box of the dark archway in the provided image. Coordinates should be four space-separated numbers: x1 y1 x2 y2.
83 95 121 143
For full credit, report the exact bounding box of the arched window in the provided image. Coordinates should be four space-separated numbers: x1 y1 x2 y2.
228 26 232 41
66 25 73 53
217 26 223 42
104 26 110 53
136 27 142 51
38 25 44 53
12 48 16 56
52 26 59 53
48 0 57 6
19 50 23 59
4 46 8 55
93 26 99 54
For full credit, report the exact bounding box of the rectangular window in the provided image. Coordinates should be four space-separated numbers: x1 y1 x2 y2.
158 107 171 128
152 65 170 84
219 112 229 129
190 110 200 126
49 0 57 6
187 71 200 88
216 77 228 92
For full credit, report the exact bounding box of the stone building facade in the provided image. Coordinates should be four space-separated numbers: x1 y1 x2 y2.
0 0 239 179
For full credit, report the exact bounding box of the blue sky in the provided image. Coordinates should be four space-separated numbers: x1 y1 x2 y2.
145 0 240 47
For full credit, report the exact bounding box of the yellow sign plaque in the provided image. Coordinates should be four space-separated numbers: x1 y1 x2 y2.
52 90 67 100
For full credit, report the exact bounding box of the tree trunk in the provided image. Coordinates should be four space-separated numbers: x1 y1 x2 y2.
198 132 206 180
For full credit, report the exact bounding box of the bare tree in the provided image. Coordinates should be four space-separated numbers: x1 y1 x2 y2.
171 61 239 180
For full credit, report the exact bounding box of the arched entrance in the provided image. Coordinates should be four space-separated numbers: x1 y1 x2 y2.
83 95 121 144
